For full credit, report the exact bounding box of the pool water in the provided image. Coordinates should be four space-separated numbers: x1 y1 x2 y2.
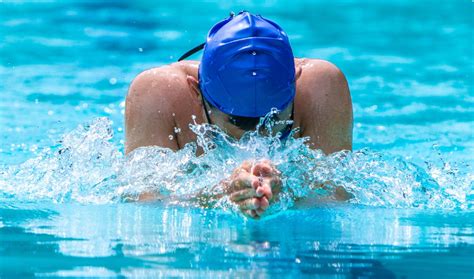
1 0 473 278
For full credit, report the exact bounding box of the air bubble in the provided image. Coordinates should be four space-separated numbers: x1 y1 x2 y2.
252 51 256 55
252 72 257 76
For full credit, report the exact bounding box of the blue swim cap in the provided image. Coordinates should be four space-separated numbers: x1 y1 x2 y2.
198 11 295 117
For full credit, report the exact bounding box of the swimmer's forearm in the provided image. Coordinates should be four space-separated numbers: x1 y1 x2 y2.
122 191 163 202
309 180 352 201
193 182 226 208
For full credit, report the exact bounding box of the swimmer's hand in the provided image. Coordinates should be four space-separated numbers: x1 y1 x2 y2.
223 159 282 219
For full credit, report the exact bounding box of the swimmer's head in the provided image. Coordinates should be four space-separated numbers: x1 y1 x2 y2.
201 97 294 139
180 11 297 118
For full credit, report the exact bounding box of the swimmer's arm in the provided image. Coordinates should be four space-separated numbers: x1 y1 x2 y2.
294 62 353 201
123 184 224 205
121 167 226 204
298 61 353 153
308 180 353 201
122 191 164 202
125 67 181 154
193 184 226 208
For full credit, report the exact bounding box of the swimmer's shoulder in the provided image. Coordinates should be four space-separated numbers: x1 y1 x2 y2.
126 61 204 124
128 62 199 100
296 58 348 101
173 60 200 78
294 58 352 152
125 62 204 152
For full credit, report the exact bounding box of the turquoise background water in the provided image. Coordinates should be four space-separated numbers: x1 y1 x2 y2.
0 0 473 278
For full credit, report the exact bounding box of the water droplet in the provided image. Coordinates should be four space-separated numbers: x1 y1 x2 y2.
138 47 143 52
172 113 176 117
168 135 174 140
174 127 181 134
109 78 117 85
47 110 54 116
252 71 257 76
103 107 114 114
252 51 256 55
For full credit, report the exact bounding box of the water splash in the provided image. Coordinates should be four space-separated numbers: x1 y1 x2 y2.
0 117 472 212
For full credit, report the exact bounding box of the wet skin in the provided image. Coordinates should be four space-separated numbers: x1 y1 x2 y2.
224 160 282 219
125 58 353 217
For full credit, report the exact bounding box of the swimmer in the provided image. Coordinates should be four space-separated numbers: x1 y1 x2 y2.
125 11 353 218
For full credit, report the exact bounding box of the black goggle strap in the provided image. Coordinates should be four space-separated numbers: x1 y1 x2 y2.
178 12 240 62
177 42 205 61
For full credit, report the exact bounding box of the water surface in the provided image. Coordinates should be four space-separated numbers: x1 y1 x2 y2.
0 0 473 277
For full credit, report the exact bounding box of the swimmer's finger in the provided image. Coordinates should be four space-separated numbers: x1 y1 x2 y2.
238 198 260 210
252 178 262 190
258 181 273 200
240 161 253 172
256 185 271 200
251 210 260 219
260 196 269 210
243 210 259 219
233 161 253 176
252 163 273 177
229 188 258 202
230 174 253 191
255 208 265 217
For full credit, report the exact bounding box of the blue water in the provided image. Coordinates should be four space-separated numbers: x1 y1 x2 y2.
1 0 473 278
